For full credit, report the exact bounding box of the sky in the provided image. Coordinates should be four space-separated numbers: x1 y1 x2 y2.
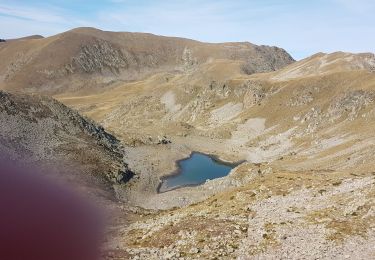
0 0 374 60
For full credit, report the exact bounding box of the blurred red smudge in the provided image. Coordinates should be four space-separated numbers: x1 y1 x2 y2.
0 160 104 260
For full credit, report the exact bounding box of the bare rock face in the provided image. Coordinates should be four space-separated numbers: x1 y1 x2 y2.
328 90 375 121
242 80 267 108
241 46 294 74
181 47 198 71
72 40 128 73
4 52 33 81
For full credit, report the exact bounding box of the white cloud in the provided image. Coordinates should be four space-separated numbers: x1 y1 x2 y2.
0 15 65 38
0 2 94 38
0 4 66 23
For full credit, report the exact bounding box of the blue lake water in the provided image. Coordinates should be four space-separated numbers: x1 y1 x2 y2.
158 152 235 192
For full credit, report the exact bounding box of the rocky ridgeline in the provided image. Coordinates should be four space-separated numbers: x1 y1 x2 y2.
68 40 293 76
0 91 134 184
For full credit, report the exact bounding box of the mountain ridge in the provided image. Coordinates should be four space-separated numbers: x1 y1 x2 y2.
0 27 294 94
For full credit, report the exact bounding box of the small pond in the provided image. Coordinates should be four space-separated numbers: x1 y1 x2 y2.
158 152 237 193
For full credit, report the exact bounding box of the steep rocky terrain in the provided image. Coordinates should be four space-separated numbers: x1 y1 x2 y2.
0 27 294 94
1 27 375 259
0 90 134 196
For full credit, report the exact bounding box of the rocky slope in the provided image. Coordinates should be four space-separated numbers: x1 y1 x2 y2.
58 51 375 259
0 90 133 196
0 27 294 94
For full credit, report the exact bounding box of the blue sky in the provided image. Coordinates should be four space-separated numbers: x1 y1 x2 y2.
0 0 374 60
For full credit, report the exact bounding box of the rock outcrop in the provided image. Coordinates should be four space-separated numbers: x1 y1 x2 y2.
241 45 294 74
